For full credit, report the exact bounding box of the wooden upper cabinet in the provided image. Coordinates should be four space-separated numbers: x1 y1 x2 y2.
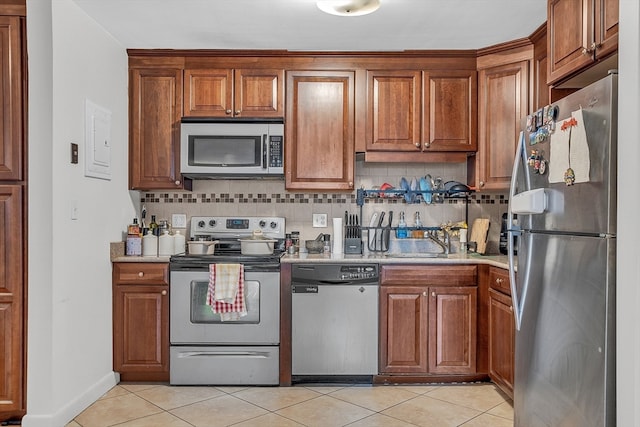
129 67 186 190
184 68 284 118
547 0 618 84
0 16 23 181
423 70 477 151
0 185 23 415
476 57 530 191
366 70 421 152
366 69 476 153
285 70 355 191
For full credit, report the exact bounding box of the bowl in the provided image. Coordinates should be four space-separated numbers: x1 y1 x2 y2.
238 238 277 255
305 240 325 254
187 240 219 255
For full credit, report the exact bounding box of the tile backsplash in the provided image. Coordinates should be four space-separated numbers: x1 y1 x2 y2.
140 161 509 254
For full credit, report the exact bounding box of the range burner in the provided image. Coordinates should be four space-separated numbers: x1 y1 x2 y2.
170 215 286 266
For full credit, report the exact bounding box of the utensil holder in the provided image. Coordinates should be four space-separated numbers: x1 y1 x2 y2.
367 226 390 252
344 237 363 254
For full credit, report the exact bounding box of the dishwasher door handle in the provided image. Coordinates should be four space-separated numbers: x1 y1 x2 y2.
292 285 318 293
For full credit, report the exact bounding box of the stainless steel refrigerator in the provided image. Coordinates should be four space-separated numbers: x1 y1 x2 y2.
508 73 617 426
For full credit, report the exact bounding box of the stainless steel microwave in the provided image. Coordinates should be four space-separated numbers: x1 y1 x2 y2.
180 118 284 178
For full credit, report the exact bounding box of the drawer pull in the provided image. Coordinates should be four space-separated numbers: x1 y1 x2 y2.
161 290 167 296
496 278 504 284
138 272 144 278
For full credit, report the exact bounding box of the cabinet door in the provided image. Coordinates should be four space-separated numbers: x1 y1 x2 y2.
594 0 618 59
184 69 233 117
423 70 477 151
477 60 529 191
285 71 355 191
488 288 515 398
0 16 22 181
129 68 185 190
428 286 477 374
547 0 594 84
0 186 23 414
366 70 421 152
113 285 169 381
379 286 428 373
235 69 284 117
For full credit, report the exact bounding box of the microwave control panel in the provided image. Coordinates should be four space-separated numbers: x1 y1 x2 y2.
269 136 283 168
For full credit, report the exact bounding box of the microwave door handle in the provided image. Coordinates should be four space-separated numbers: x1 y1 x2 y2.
262 134 267 169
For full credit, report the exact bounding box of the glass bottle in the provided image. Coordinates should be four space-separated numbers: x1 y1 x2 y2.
149 215 159 236
397 212 407 238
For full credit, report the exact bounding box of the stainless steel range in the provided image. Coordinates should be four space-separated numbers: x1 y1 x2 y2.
169 216 285 385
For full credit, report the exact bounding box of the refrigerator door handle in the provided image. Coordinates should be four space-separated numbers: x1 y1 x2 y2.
508 131 529 330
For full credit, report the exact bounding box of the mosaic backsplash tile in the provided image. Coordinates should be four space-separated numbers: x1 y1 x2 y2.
138 161 509 254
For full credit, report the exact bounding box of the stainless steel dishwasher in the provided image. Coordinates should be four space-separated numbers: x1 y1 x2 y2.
291 264 379 382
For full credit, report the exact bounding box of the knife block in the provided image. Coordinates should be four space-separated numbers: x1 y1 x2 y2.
344 237 362 254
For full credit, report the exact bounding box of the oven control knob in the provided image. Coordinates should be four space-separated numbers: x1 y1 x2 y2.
270 221 278 229
208 220 216 227
197 220 205 228
259 220 267 228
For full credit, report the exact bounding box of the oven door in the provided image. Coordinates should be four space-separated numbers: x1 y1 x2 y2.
170 269 280 345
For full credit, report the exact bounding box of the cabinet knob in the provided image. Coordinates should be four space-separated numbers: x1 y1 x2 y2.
138 272 144 277
496 278 504 284
424 142 431 148
348 181 353 187
423 291 428 297
175 180 181 186
509 306 513 312
235 110 241 115
161 290 167 296
431 291 436 297
414 142 421 149
225 109 232 114
479 181 485 188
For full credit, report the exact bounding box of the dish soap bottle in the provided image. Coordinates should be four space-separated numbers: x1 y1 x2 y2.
412 211 423 238
397 212 408 239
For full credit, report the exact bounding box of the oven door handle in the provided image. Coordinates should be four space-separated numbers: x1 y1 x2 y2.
177 351 273 358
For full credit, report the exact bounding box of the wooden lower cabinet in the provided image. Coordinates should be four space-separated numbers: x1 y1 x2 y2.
428 286 477 374
0 185 25 419
487 267 514 397
113 263 169 381
379 265 478 378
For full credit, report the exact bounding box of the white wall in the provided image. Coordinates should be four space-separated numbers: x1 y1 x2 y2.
616 1 640 426
24 0 137 425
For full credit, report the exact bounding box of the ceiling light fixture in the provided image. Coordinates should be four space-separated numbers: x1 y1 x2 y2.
317 0 381 17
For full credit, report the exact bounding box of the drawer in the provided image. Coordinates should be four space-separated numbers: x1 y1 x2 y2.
113 262 169 285
489 267 510 295
380 264 477 286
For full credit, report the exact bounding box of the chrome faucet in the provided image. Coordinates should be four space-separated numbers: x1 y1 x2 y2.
425 229 450 255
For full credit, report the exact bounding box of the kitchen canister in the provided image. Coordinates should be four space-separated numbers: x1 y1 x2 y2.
173 230 186 255
158 230 174 256
142 230 158 257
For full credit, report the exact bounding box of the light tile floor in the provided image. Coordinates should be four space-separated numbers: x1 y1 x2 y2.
67 382 513 427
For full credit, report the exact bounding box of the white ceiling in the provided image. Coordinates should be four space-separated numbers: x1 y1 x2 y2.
71 0 547 51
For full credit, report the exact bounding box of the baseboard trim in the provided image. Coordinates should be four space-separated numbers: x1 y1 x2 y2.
21 371 119 427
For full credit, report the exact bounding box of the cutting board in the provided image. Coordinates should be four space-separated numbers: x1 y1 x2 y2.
469 218 490 254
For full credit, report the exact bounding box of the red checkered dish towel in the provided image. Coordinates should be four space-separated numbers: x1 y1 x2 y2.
206 263 247 321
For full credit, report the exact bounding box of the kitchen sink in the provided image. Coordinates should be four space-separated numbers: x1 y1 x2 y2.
384 252 448 259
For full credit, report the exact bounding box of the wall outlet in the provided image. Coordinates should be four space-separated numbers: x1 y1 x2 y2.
172 213 187 228
312 213 328 228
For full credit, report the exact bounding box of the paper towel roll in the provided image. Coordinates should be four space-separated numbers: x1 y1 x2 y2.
332 218 343 254
459 228 468 243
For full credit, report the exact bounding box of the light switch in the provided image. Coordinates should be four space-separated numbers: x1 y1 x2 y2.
70 200 79 220
71 143 78 164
